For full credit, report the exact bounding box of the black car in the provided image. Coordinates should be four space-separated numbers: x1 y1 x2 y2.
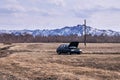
56 41 82 55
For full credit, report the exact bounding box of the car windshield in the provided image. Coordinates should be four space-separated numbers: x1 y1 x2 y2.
59 44 68 48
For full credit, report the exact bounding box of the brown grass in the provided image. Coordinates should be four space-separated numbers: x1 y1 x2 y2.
0 43 120 80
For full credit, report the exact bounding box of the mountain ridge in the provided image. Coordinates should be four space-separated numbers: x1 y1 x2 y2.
0 25 120 36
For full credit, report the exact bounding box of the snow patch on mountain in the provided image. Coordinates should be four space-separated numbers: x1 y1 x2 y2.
0 25 120 36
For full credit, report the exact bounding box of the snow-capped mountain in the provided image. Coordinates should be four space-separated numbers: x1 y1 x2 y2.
0 25 120 36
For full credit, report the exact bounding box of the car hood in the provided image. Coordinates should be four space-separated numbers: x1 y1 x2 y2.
68 41 79 48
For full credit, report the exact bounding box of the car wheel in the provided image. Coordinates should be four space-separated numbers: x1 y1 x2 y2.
80 51 82 54
77 52 80 54
68 52 71 55
58 52 61 55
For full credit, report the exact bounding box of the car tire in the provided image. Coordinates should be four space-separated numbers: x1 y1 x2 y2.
77 52 80 54
68 52 71 55
58 52 61 55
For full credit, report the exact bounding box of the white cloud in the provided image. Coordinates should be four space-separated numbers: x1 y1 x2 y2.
88 10 120 31
48 0 65 7
0 0 120 31
5 4 26 12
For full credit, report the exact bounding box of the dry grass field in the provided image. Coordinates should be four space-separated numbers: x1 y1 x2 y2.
0 43 120 80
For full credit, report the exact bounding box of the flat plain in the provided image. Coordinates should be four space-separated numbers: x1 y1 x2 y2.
0 43 120 80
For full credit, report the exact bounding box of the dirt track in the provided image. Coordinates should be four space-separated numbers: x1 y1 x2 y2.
0 43 120 80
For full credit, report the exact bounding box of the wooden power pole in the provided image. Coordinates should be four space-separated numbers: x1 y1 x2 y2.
84 20 87 47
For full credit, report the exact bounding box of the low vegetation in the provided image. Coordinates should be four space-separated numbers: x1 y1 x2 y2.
0 43 120 80
0 33 120 43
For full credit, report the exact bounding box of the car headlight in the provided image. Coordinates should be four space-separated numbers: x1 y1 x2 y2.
80 49 82 51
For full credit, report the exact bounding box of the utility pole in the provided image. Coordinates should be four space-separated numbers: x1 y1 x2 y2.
83 19 87 47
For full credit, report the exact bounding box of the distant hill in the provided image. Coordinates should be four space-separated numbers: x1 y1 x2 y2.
0 25 120 36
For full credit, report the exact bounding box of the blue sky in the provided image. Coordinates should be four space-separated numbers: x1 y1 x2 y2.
0 0 120 31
